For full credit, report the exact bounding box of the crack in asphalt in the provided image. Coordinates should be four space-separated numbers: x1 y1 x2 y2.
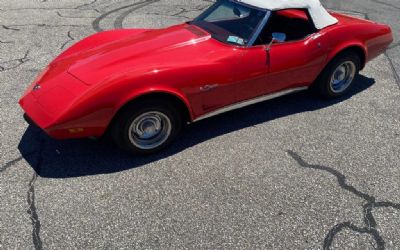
287 150 400 250
26 138 45 250
0 150 45 249
0 49 30 72
171 7 192 19
2 25 20 31
27 172 42 250
60 30 74 50
0 147 43 249
76 0 98 9
0 156 23 173
145 4 210 19
56 11 96 19
92 0 160 32
0 40 14 44
0 151 37 174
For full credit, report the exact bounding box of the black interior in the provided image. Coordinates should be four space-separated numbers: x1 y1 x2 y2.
254 10 317 45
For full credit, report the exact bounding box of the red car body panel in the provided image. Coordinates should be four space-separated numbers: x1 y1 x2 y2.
19 12 393 139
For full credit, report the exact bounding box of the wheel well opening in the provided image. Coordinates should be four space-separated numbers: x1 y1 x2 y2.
111 92 191 127
337 46 366 70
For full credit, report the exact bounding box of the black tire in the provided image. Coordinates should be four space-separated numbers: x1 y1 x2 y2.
111 99 182 154
313 51 361 98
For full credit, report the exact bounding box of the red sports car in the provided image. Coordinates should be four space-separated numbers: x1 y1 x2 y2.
20 0 393 154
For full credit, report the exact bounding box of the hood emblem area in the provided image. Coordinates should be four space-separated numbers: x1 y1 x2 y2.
33 83 41 91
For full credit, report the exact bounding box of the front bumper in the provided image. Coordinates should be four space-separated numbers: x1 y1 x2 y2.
22 111 106 140
20 67 113 139
19 69 90 139
22 112 63 139
21 95 111 140
19 91 55 130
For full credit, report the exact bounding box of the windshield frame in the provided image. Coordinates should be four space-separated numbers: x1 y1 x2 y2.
191 0 271 48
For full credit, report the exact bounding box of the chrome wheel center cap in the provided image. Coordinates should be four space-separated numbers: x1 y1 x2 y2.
143 123 157 136
138 119 160 138
330 61 356 94
128 111 172 150
335 66 346 81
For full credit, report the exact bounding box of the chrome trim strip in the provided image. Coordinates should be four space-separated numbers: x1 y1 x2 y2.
193 87 308 122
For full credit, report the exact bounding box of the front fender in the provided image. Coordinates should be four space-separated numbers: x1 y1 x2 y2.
115 86 195 121
58 69 196 134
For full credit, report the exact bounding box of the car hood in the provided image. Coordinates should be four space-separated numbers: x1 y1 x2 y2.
56 24 212 85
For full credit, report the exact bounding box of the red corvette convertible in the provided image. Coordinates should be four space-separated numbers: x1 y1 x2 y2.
20 0 393 154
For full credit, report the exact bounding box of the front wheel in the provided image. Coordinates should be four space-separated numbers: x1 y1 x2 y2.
314 52 361 98
111 100 182 154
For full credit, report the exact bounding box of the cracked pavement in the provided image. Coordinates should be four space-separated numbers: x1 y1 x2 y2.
288 151 400 250
0 0 399 249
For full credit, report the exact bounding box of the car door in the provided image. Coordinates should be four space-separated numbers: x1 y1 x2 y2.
233 46 271 102
267 34 327 91
234 9 328 102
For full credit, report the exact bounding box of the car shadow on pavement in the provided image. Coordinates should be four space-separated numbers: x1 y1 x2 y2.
19 75 375 178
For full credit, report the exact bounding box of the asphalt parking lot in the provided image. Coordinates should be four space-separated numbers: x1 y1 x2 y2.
1 0 399 249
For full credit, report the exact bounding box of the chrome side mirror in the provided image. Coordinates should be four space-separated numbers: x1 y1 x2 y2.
271 32 286 43
266 32 287 51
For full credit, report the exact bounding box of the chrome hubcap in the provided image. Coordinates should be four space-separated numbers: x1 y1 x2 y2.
128 111 172 150
330 61 356 93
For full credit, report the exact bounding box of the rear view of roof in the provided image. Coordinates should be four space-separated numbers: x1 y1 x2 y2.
239 0 338 29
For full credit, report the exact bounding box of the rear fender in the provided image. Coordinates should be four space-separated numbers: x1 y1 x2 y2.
326 41 367 69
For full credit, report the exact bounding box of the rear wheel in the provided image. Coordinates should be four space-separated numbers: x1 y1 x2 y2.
314 52 361 98
111 100 182 154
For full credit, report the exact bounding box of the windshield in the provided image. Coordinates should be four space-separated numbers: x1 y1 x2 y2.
192 0 268 46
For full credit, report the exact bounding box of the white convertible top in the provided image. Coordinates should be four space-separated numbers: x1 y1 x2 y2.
239 0 338 29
